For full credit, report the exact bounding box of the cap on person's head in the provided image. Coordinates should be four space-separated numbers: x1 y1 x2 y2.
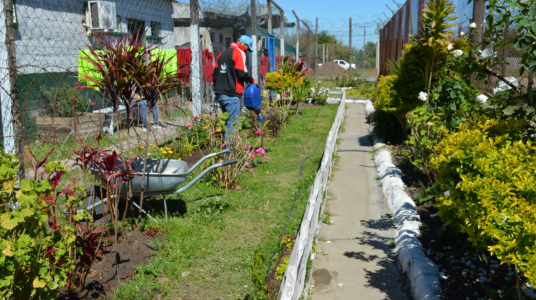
238 35 253 52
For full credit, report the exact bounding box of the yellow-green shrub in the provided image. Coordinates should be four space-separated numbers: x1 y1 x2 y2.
431 118 536 284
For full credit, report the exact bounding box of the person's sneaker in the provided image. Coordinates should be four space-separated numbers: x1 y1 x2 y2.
153 124 163 129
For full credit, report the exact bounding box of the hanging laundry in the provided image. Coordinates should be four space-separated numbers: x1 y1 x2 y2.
202 49 214 82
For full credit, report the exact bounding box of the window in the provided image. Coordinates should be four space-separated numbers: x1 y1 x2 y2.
219 34 223 43
225 37 231 47
12 0 18 28
127 18 145 37
150 21 161 39
210 32 215 43
116 15 122 32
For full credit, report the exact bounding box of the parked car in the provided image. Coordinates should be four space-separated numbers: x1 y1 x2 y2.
334 59 356 70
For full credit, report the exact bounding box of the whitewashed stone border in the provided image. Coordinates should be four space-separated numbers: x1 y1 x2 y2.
362 99 442 300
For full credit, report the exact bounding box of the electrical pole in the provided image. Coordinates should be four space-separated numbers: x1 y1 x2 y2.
292 10 300 61
251 0 258 81
190 0 201 117
349 18 352 75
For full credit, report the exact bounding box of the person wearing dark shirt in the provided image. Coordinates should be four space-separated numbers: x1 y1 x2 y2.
213 35 258 140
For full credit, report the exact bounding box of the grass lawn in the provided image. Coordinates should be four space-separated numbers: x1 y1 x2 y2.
113 104 339 299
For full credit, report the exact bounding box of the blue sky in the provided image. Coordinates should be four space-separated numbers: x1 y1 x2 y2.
276 0 398 48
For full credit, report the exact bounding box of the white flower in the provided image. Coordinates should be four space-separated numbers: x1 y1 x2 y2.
469 22 477 29
447 43 453 51
452 49 463 58
476 94 488 104
478 48 497 60
444 190 450 197
418 91 428 101
460 31 465 36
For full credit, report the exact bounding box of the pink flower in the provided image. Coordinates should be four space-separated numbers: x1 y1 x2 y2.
265 156 270 162
249 168 254 172
237 142 242 147
284 93 288 97
255 148 266 155
250 153 255 158
255 130 264 136
193 116 200 120
277 81 282 85
76 82 81 87
186 125 191 129
54 103 58 110
222 144 226 149
245 161 251 167
90 102 95 106
214 130 220 134
244 145 252 150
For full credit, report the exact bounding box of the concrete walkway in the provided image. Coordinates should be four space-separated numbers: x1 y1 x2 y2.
310 103 409 300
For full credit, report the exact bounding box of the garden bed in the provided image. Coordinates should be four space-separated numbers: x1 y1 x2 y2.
391 147 531 300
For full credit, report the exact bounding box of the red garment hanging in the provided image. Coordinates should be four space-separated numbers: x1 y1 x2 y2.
259 56 269 75
177 48 192 83
202 49 214 82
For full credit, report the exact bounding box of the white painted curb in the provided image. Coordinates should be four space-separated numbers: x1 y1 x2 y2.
360 100 442 300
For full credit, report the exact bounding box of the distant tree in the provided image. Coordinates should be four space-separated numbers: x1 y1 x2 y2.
317 30 334 44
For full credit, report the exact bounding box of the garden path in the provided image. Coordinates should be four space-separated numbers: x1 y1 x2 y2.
310 103 409 300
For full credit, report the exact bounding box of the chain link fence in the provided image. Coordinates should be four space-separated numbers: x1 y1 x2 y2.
0 0 316 175
378 0 525 95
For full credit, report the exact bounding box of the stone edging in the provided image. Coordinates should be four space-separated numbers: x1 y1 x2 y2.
350 99 442 300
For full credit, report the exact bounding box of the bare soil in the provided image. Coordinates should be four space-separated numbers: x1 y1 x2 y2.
391 146 529 300
57 230 158 299
315 62 346 77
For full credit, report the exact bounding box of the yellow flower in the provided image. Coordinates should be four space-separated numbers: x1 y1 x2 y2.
129 151 132 154
179 157 182 160
140 146 145 149
168 151 173 154
150 143 155 147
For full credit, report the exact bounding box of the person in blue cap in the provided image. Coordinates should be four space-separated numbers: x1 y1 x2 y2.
213 35 258 141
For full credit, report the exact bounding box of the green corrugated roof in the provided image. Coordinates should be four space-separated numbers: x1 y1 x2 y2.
258 27 296 54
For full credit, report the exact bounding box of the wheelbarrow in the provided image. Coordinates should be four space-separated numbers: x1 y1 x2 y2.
79 149 237 221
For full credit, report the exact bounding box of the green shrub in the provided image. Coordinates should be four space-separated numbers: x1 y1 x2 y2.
41 83 92 117
431 118 536 285
405 74 483 181
0 154 79 299
334 71 364 88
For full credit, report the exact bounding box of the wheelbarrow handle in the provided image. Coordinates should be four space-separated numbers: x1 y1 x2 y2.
188 149 230 173
222 159 238 166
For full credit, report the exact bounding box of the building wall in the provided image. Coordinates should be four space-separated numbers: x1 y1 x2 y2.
15 0 174 74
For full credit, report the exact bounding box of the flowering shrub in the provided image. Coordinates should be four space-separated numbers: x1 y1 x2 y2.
130 143 176 159
210 131 270 189
311 83 329 105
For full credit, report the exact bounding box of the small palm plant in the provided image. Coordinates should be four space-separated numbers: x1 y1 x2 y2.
292 85 311 115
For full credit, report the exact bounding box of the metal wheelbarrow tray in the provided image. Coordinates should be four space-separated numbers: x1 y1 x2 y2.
82 149 236 220
117 149 236 196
